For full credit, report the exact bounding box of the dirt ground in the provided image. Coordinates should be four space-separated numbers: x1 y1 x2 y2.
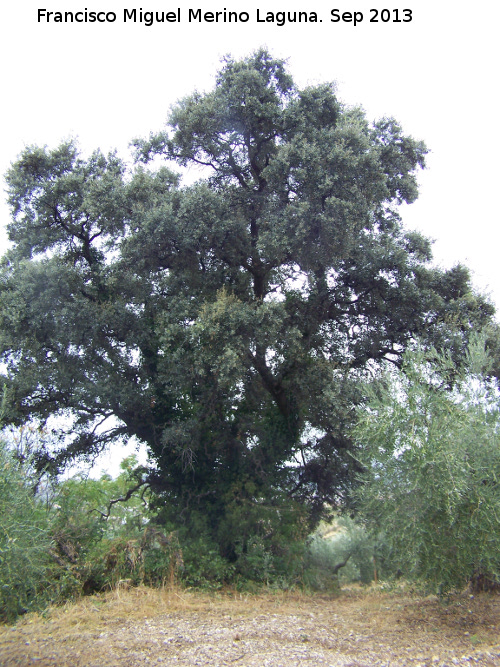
1 586 499 666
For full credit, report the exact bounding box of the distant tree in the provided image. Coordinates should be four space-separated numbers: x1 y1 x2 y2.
0 50 496 556
354 340 500 593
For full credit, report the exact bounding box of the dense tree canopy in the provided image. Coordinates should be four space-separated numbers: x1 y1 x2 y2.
0 50 495 547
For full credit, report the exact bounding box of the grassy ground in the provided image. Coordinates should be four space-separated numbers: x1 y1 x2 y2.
0 585 499 666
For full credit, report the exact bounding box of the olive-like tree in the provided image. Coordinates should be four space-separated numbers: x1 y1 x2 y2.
354 341 500 592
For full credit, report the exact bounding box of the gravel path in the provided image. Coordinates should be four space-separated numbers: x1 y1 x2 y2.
1 588 499 666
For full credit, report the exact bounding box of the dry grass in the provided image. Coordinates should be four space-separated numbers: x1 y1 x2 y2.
1 585 499 666
9 585 339 635
0 586 331 644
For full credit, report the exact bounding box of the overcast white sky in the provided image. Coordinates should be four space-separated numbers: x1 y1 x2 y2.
2 1 498 297
1 1 498 473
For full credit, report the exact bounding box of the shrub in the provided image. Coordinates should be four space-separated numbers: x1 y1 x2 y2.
0 440 55 621
354 342 500 593
304 517 392 590
180 535 235 589
49 460 154 594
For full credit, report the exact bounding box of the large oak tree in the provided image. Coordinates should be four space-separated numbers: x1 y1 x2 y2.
1 50 495 550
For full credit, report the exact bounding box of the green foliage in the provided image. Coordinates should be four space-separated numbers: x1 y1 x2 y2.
180 534 235 590
354 341 500 593
49 458 157 594
71 526 185 593
0 440 55 622
304 517 391 590
1 49 497 553
155 493 308 590
0 446 306 620
219 494 308 587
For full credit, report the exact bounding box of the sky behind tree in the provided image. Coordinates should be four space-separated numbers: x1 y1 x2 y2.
1 1 498 307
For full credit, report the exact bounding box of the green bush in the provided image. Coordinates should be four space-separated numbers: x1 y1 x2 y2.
71 526 185 593
180 534 235 589
354 342 500 593
304 517 392 590
152 483 310 590
219 495 308 588
0 440 55 621
49 459 157 594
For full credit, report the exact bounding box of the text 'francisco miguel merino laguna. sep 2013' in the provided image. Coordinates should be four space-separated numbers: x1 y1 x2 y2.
37 7 413 27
